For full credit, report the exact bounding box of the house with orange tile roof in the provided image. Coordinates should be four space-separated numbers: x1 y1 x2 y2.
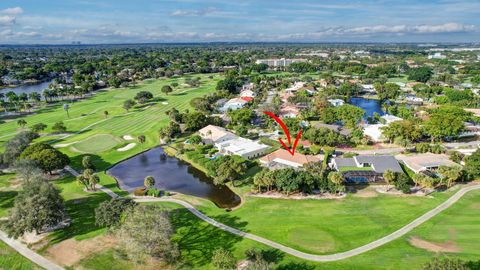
259 149 322 169
279 104 300 118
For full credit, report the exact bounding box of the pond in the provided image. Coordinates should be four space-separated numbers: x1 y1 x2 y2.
349 97 384 118
0 80 53 95
107 147 241 208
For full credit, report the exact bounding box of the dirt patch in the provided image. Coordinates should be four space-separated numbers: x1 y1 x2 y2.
45 235 117 267
470 203 480 210
408 236 461 253
247 191 345 200
352 190 378 198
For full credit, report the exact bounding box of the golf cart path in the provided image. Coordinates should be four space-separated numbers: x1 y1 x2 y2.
65 166 480 262
0 230 64 270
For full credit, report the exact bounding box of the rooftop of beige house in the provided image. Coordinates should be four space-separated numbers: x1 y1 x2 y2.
396 153 459 173
259 149 322 168
198 125 235 143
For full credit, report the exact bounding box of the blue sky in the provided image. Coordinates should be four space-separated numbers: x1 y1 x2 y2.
0 0 479 44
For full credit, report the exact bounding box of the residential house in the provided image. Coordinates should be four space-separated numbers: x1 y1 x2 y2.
279 104 300 118
241 83 255 92
331 155 403 183
361 84 376 93
313 123 352 137
363 114 403 142
285 82 306 94
327 99 345 107
220 97 248 112
199 125 269 159
405 95 423 105
240 89 256 98
259 149 322 169
381 114 403 124
280 92 295 103
396 153 459 174
316 79 328 88
215 137 269 159
198 125 237 144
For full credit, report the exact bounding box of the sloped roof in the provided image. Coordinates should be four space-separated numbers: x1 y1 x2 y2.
198 125 235 142
354 155 403 173
260 149 322 167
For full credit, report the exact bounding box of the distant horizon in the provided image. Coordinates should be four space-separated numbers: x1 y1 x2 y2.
1 41 480 47
1 1 480 44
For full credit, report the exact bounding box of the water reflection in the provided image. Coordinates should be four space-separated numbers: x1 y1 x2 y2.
107 147 241 208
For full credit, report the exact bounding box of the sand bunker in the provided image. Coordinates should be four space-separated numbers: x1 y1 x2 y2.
54 142 76 148
409 236 461 253
122 135 134 140
162 102 168 105
117 143 136 151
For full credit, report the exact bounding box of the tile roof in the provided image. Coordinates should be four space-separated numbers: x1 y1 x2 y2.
260 149 322 168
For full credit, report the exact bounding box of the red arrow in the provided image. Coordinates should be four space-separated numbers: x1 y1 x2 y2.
263 111 302 156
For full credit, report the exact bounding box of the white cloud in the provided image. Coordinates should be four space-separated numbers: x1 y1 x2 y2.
171 7 217 17
315 23 477 36
0 7 23 15
0 15 16 26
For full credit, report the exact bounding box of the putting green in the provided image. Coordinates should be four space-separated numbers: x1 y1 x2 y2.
71 134 120 153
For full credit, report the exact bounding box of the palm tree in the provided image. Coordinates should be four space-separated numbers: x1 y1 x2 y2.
63 104 70 118
383 170 396 191
138 135 146 151
17 119 27 128
6 91 18 111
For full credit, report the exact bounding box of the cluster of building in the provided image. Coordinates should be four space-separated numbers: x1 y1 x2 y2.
197 123 463 184
218 83 256 112
255 58 308 67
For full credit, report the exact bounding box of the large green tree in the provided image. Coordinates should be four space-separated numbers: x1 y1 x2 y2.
6 178 66 238
117 205 179 263
20 143 70 174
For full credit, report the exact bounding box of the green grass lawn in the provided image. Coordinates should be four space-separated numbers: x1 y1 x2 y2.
71 134 121 153
0 241 42 270
193 188 455 255
338 166 374 172
113 189 480 270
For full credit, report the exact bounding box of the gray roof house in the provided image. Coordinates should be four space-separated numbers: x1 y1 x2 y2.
332 155 403 183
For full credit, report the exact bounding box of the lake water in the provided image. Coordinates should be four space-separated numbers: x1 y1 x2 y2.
349 97 384 118
1 80 53 95
107 147 241 208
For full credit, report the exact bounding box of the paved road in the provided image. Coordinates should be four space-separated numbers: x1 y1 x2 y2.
337 147 405 155
0 230 64 270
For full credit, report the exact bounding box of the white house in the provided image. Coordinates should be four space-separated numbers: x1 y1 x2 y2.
198 125 237 144
285 81 305 93
363 115 403 142
381 114 403 124
428 53 446 59
327 99 345 107
363 124 386 142
241 83 255 91
220 98 248 112
215 137 269 159
361 84 376 93
240 89 256 98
